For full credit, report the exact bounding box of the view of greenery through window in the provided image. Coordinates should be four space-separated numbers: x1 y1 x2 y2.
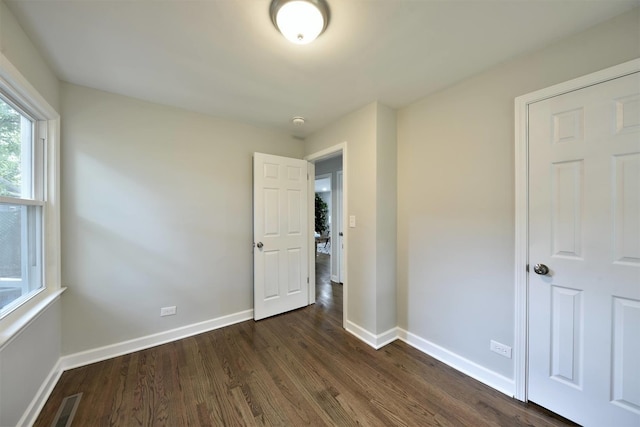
0 98 22 197
0 97 25 308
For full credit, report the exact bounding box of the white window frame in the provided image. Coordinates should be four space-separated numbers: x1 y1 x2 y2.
0 99 42 300
0 51 63 344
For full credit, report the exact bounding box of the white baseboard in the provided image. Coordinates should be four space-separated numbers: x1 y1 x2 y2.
397 328 515 397
376 327 399 348
345 321 399 349
60 309 254 371
18 359 63 427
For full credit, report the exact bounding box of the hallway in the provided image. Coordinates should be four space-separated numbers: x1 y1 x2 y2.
315 252 342 319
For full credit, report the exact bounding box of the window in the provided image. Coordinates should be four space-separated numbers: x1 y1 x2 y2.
0 93 45 317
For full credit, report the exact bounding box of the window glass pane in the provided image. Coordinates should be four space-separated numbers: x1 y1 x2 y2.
0 97 33 198
0 203 42 312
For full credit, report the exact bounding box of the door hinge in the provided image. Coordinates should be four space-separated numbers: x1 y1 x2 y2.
307 277 309 284
526 264 529 272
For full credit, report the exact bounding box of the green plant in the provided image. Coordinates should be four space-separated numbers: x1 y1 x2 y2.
315 193 328 235
0 99 22 197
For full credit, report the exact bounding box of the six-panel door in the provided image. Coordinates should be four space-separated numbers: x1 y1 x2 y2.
528 72 640 426
254 153 309 321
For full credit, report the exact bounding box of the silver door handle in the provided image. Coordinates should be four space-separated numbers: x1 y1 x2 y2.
533 263 549 275
256 242 263 249
339 232 343 236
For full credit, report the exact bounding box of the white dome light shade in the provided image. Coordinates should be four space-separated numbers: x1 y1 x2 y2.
270 0 330 45
276 1 323 44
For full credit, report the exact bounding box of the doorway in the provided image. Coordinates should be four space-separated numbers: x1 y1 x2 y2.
306 143 347 327
314 173 332 258
314 172 333 307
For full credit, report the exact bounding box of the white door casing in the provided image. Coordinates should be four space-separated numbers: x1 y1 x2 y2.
307 161 315 305
337 170 344 283
253 153 309 321
305 142 348 327
525 70 640 426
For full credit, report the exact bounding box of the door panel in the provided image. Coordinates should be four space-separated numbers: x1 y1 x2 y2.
549 285 583 388
613 153 640 264
528 72 640 427
551 160 583 259
612 297 640 412
254 153 308 320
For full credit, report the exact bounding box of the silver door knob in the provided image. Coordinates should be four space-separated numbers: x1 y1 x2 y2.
256 242 263 249
533 263 549 275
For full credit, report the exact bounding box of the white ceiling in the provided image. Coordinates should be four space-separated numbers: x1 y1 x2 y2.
6 0 637 138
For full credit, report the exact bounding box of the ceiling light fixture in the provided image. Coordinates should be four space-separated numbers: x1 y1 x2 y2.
270 0 330 45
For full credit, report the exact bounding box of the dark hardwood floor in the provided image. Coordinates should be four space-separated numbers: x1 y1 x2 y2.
35 253 575 426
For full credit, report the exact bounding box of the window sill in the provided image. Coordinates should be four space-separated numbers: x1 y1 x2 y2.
0 287 66 351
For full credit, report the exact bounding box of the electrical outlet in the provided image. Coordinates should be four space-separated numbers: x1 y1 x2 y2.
160 306 177 317
490 340 512 358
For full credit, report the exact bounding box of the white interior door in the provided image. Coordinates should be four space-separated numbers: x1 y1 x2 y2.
528 72 640 426
253 153 308 321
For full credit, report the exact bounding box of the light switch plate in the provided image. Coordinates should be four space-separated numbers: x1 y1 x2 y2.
349 215 356 228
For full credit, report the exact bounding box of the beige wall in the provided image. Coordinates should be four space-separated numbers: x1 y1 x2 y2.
397 8 640 378
61 83 304 354
375 104 397 333
305 103 378 332
0 302 61 426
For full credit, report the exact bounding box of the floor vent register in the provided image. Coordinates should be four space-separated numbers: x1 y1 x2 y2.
51 392 82 427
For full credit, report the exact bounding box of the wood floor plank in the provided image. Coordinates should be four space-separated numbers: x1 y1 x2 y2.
33 254 576 426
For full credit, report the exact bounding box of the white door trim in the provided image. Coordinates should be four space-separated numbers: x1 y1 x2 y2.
336 170 344 284
307 161 316 305
513 58 640 401
305 142 348 328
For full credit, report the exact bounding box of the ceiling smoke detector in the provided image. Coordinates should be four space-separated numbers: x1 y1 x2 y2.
292 116 305 125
